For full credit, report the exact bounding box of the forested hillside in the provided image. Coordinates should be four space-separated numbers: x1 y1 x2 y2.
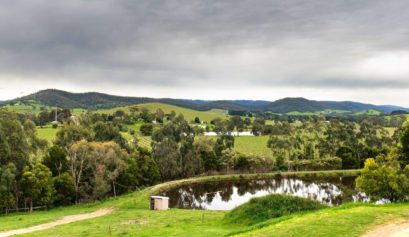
4 89 407 113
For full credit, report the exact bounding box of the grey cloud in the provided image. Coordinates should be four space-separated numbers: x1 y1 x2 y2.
0 0 409 91
260 78 409 89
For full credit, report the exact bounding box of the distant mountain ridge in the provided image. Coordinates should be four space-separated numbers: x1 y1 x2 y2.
264 98 405 114
3 89 407 114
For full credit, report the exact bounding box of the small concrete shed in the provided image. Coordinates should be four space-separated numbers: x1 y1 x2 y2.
150 196 169 210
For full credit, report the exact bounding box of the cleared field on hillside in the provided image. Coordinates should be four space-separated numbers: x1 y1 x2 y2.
120 132 271 156
355 109 382 116
99 102 228 122
121 132 152 149
233 136 271 157
37 127 58 143
4 103 51 115
204 136 272 157
122 131 271 155
72 108 87 115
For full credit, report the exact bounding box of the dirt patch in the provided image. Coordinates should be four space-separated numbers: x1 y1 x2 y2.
121 220 147 225
0 208 115 237
362 220 409 237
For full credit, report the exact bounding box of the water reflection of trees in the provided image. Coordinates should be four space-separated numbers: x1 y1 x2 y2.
161 176 359 210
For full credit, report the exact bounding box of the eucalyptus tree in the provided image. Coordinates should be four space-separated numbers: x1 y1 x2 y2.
42 145 68 177
399 119 409 167
151 114 200 180
67 140 127 202
20 163 55 211
0 163 17 211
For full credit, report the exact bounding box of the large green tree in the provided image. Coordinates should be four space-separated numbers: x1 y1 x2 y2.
53 172 76 206
152 114 199 180
43 145 68 177
0 163 17 212
399 120 409 166
20 164 55 210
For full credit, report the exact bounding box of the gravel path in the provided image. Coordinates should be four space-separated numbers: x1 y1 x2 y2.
363 221 409 237
0 208 114 237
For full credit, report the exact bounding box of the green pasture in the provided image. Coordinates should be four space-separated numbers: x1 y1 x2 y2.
37 126 58 143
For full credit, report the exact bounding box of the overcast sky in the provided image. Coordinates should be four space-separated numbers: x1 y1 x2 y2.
1 0 409 106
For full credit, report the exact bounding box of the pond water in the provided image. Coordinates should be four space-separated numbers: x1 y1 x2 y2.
159 176 365 210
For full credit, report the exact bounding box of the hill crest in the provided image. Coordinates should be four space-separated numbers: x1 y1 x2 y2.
4 89 407 114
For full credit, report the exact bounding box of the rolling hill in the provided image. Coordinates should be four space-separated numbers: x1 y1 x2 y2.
98 102 228 122
3 89 407 114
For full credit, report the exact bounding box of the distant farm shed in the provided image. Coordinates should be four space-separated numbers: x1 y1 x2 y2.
150 196 169 210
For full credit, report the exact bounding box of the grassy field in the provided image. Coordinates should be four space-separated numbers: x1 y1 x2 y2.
72 108 87 115
3 102 86 116
98 102 228 122
38 123 393 158
121 132 152 149
204 136 272 157
2 170 409 237
4 103 52 115
37 126 58 143
355 109 382 116
233 136 271 157
286 109 384 116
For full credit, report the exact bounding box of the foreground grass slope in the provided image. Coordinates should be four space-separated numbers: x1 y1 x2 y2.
234 203 409 237
3 170 409 237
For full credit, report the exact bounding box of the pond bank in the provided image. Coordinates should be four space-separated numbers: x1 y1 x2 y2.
147 170 361 195
159 171 361 209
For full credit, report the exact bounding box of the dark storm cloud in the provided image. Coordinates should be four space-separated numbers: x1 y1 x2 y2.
1 0 409 89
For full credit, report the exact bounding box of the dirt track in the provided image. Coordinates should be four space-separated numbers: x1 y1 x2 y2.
362 220 409 237
0 208 114 237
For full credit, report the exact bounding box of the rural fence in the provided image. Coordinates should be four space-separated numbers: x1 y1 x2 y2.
0 206 47 215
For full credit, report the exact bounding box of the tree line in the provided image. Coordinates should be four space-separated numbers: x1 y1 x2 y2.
0 108 160 212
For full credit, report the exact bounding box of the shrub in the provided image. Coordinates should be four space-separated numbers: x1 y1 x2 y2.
194 117 201 124
234 154 251 171
224 194 326 226
140 123 154 136
356 157 409 202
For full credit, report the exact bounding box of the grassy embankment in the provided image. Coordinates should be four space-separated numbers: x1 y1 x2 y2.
3 170 409 237
224 194 326 226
